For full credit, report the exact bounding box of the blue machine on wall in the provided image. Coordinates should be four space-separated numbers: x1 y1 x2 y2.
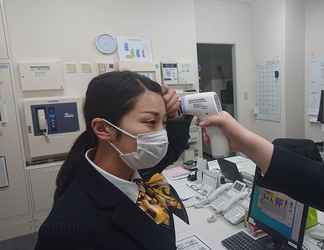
23 96 85 164
31 102 80 136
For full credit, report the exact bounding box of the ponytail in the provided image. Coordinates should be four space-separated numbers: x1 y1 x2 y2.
54 130 96 202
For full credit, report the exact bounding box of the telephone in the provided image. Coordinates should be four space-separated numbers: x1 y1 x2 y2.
36 108 48 136
209 180 248 213
192 180 250 225
223 195 250 225
193 183 233 208
188 169 223 199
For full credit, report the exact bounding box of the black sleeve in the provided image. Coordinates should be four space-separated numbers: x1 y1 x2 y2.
262 145 324 211
140 115 193 180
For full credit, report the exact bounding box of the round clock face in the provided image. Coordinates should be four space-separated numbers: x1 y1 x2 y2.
95 34 117 54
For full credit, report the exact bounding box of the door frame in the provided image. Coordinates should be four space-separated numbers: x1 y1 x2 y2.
196 43 238 118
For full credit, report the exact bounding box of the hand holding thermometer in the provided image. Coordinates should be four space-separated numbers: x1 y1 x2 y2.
179 92 230 157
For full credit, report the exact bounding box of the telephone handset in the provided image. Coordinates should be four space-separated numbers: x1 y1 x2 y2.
221 190 249 212
223 196 250 225
36 108 48 136
194 183 233 208
210 180 247 213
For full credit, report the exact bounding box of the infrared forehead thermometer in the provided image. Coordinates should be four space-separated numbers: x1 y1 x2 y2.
179 92 230 157
179 92 223 116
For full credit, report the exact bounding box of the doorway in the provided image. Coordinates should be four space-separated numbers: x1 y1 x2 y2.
197 43 236 158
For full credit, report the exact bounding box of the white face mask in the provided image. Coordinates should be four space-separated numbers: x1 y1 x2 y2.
102 119 169 170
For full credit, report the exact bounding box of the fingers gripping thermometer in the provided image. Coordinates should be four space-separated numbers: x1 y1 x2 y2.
179 92 230 157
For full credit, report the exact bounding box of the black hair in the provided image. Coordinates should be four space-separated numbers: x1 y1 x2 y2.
54 71 162 202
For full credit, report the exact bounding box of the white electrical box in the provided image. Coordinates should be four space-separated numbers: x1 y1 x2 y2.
18 61 64 91
160 62 178 85
178 62 194 85
118 61 159 82
160 62 195 85
23 96 85 164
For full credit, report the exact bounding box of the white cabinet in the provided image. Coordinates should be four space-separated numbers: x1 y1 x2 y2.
0 64 32 240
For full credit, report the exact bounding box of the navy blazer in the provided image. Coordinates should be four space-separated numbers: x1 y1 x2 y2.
35 157 184 250
35 116 192 250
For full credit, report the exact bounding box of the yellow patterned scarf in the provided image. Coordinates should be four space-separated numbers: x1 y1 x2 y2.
134 173 183 226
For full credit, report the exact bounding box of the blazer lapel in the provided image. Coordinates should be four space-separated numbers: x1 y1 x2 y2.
111 199 175 250
170 185 189 224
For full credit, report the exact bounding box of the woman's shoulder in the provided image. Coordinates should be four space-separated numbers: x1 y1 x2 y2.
36 181 97 249
49 179 97 224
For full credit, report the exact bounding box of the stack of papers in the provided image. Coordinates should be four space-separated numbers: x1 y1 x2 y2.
163 166 196 201
177 235 211 250
171 179 196 201
164 166 191 180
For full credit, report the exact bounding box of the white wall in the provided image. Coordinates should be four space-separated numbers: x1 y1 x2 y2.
1 0 200 239
195 0 306 141
305 0 324 142
285 0 305 138
194 0 255 130
4 0 199 97
251 0 305 141
251 0 286 140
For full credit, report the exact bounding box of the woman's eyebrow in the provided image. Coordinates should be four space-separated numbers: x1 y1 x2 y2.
140 111 160 116
140 110 167 119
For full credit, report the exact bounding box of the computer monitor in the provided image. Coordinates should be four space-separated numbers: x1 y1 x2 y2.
218 158 243 182
248 169 308 250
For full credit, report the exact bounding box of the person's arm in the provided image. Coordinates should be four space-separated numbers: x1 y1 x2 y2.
199 111 324 211
262 145 324 211
199 111 273 175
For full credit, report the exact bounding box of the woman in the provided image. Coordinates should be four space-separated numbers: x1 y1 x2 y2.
199 111 324 211
35 71 190 250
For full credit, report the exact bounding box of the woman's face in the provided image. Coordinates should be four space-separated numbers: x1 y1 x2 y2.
114 90 167 154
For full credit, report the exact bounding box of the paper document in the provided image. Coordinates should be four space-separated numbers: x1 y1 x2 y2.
256 60 281 122
170 179 196 201
177 235 211 250
117 37 153 63
164 166 190 180
308 57 324 116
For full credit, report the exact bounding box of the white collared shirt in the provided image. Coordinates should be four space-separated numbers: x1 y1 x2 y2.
85 148 140 203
